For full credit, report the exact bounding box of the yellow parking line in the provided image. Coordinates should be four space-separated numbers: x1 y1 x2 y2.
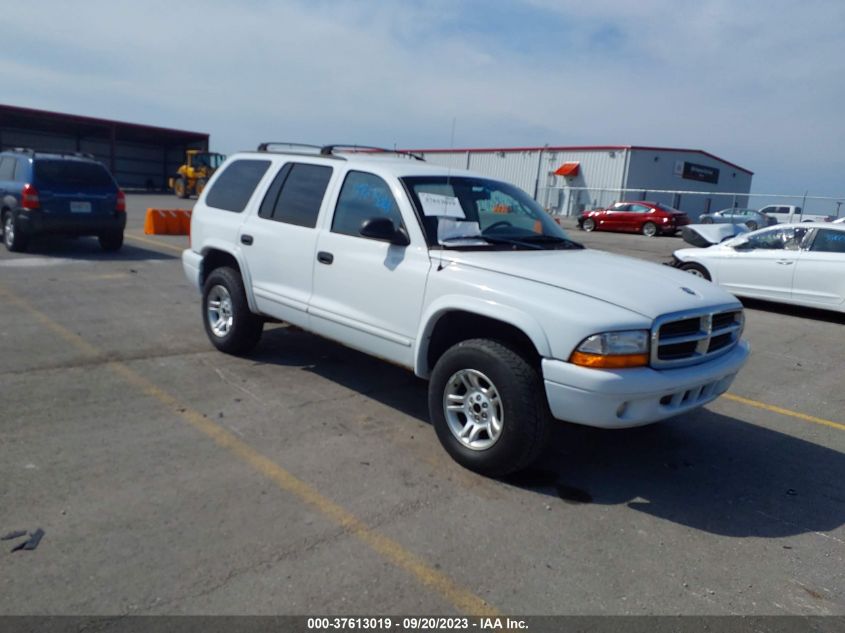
724 393 845 432
125 232 185 254
0 285 497 616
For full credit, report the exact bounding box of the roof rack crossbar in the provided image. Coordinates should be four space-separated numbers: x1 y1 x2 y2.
257 142 323 152
320 145 426 161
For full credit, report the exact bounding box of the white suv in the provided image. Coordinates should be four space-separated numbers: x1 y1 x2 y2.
183 144 750 476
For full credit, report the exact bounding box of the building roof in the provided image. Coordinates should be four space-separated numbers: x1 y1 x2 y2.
0 103 208 146
404 144 753 176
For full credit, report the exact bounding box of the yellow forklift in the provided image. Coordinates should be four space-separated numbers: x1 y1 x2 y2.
169 150 226 198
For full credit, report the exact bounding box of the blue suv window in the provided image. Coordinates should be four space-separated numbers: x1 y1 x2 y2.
0 157 16 180
34 160 114 187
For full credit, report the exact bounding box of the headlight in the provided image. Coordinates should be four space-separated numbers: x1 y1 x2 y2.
570 330 650 369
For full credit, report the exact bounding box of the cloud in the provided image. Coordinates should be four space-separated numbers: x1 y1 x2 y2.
1 0 843 197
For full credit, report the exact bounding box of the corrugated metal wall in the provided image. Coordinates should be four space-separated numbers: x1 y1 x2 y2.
417 147 752 218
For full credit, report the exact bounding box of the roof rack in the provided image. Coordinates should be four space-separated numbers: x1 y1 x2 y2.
319 145 425 161
257 142 323 153
4 147 97 160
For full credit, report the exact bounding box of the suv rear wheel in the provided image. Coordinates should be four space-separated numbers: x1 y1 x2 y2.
428 339 550 477
98 230 124 252
3 212 27 252
202 266 263 354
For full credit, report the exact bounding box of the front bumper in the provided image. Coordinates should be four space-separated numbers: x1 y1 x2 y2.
15 208 126 237
541 340 750 428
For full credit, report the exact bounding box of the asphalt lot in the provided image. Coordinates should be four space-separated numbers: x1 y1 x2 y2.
0 195 843 616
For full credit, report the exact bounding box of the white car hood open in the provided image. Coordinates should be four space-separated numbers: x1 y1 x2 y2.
440 249 739 319
681 223 749 247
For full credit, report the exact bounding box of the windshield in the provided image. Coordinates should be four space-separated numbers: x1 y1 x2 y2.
195 153 226 169
401 176 574 249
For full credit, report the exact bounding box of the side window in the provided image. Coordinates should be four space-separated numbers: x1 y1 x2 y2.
0 157 15 181
746 229 786 250
810 229 845 254
612 204 631 212
258 163 332 228
331 171 404 238
630 204 650 213
205 159 271 213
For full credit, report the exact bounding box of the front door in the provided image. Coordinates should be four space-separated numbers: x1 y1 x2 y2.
308 170 431 369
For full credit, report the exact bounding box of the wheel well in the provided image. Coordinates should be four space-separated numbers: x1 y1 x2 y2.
201 249 240 286
426 311 541 374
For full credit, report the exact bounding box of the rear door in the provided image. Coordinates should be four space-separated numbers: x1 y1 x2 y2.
627 203 652 232
791 228 845 308
239 161 335 328
308 169 431 368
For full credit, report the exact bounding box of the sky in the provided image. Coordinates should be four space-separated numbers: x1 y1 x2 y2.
3 0 844 205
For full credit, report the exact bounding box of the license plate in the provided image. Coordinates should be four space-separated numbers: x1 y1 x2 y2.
70 201 92 213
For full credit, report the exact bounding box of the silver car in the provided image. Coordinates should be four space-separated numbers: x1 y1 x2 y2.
698 208 775 231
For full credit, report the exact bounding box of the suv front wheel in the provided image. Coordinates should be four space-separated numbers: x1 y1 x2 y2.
428 339 550 477
202 267 263 354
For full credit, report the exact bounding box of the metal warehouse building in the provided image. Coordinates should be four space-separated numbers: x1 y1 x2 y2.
0 104 208 190
410 145 753 220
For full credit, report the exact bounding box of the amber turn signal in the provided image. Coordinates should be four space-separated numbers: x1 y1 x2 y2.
569 351 649 369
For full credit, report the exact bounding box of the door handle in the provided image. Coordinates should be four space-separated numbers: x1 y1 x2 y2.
317 251 334 265
776 260 794 265
240 234 254 246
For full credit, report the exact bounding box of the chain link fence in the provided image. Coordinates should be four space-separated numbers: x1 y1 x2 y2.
539 186 844 222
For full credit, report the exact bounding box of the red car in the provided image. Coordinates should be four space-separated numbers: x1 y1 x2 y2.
578 201 690 237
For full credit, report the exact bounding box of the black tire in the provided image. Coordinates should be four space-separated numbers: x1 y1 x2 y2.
195 178 208 197
745 220 758 231
174 177 188 199
642 221 658 237
582 218 596 232
3 211 28 253
98 231 124 252
700 216 713 224
428 339 550 477
679 262 711 281
202 266 263 355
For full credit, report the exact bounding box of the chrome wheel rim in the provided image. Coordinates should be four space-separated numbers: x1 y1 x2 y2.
684 267 705 278
206 285 233 338
583 219 595 231
643 223 657 236
4 215 13 246
443 369 504 451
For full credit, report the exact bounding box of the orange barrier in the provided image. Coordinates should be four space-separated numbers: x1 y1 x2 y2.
144 208 192 235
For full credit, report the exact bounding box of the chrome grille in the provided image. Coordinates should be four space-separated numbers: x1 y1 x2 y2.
651 305 743 368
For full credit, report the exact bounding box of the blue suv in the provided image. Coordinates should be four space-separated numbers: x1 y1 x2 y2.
0 148 126 252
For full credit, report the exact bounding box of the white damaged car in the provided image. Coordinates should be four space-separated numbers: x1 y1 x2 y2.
672 223 845 313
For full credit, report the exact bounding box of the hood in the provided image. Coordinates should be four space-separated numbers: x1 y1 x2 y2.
682 223 748 247
440 249 739 319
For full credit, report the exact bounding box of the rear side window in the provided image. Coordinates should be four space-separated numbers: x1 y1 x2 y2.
258 163 333 228
0 157 16 180
205 159 271 213
34 160 114 187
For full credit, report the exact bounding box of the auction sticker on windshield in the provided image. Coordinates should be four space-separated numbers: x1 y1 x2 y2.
418 192 465 218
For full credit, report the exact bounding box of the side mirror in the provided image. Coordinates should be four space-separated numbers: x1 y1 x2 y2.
359 217 410 246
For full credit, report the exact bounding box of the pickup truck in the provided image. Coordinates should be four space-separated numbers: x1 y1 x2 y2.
759 205 834 224
183 144 750 476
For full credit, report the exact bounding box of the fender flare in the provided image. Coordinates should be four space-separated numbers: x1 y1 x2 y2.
199 241 258 313
413 295 552 378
